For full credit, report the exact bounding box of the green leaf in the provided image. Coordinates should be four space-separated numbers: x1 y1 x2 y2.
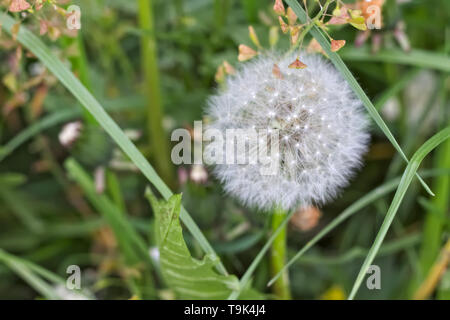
0 187 44 234
0 249 60 300
349 126 450 299
266 169 450 287
437 270 450 300
0 249 92 300
0 12 226 275
65 158 150 267
348 17 367 31
340 47 450 72
0 96 144 163
146 191 263 300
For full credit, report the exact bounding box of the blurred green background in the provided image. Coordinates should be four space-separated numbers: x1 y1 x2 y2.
0 0 449 299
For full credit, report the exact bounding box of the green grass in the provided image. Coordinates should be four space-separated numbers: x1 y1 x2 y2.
0 0 449 300
0 12 227 276
349 126 450 299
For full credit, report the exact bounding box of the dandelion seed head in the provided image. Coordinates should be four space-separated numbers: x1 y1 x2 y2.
205 52 370 211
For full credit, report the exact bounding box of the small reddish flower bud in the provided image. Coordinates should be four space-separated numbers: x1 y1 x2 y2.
272 64 283 79
278 16 289 34
9 0 30 12
273 0 285 15
238 44 257 61
288 58 307 69
331 39 346 52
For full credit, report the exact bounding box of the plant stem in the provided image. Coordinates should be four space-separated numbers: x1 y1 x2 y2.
416 76 450 285
61 31 96 124
414 239 450 300
286 0 434 196
214 0 230 33
287 0 331 55
138 0 175 188
270 208 291 300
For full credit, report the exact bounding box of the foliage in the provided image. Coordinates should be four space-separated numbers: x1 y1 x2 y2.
0 0 448 300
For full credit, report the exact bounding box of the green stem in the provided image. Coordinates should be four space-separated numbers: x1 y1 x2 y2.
241 0 258 23
61 31 96 125
287 0 331 54
270 208 291 300
214 0 230 33
416 78 450 286
138 0 175 188
285 0 434 196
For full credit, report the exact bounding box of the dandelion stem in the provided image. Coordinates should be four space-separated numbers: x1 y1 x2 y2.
270 207 291 300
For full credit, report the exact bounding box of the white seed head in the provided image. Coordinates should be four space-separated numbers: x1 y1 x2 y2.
205 52 370 212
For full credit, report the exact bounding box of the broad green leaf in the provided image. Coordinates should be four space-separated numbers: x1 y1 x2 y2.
146 192 263 300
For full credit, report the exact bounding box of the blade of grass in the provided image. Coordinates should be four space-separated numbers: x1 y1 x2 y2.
417 79 450 282
0 248 94 299
414 239 450 300
61 30 96 124
0 249 62 299
227 210 295 300
285 0 433 196
0 96 144 163
106 170 126 214
267 168 450 287
373 68 421 111
0 188 44 234
65 158 156 298
348 126 450 299
293 233 420 266
137 0 175 187
65 158 151 266
0 13 227 276
339 47 450 72
385 76 445 179
241 0 259 23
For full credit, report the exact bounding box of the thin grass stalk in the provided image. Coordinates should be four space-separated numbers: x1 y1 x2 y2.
0 13 228 276
214 0 230 32
348 126 450 299
260 169 449 290
416 77 450 286
414 239 450 300
227 210 295 300
61 31 96 124
285 0 433 196
241 0 258 23
138 0 175 187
